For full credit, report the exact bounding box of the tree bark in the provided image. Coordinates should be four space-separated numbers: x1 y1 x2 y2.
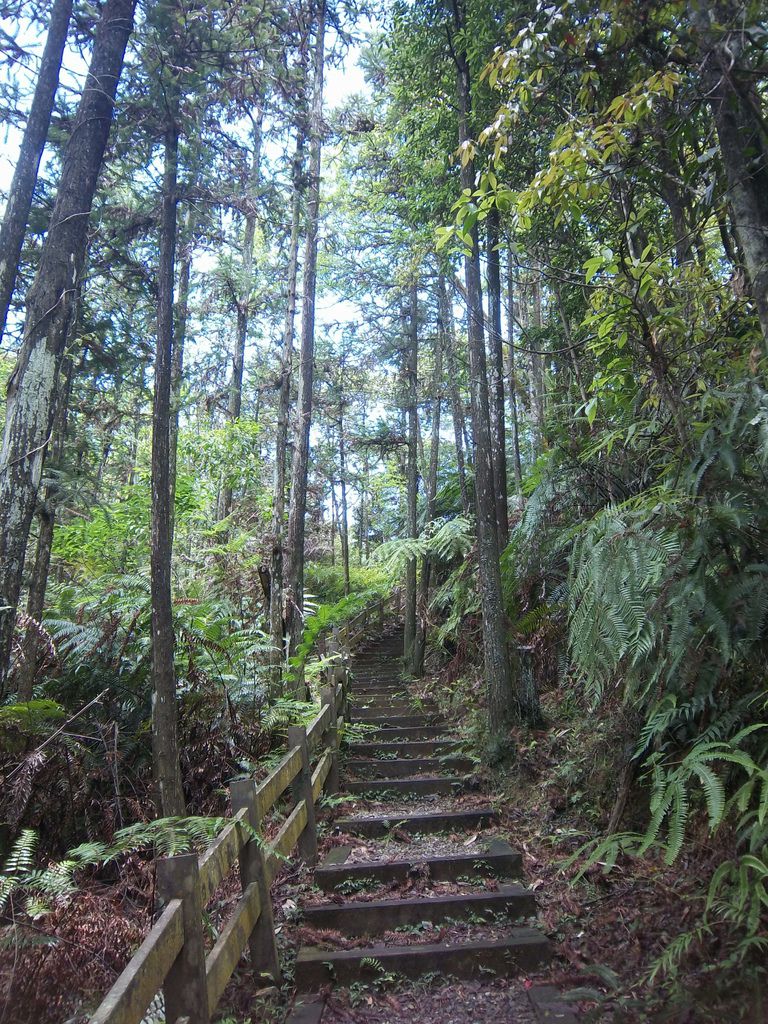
412 329 441 677
486 207 508 546
403 283 419 673
691 2 768 353
0 0 136 690
220 107 265 521
338 408 351 597
285 0 326 677
505 252 523 492
15 355 74 701
169 208 194 538
0 0 72 346
450 0 517 740
439 273 470 514
151 92 185 818
270 128 305 691
552 279 588 407
529 270 545 452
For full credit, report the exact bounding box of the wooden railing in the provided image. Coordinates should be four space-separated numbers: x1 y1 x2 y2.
89 591 400 1024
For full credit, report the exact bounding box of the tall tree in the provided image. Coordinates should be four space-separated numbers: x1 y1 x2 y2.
440 273 470 514
150 1 185 818
220 105 265 522
0 0 136 691
505 252 523 491
285 0 326 673
691 0 768 352
403 282 419 672
270 127 306 690
486 206 508 545
449 0 517 740
0 0 72 345
412 320 441 677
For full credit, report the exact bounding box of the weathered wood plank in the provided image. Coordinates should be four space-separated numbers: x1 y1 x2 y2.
205 882 261 1015
90 900 183 1024
311 749 332 802
255 745 302 818
197 808 248 907
305 704 330 753
266 799 308 882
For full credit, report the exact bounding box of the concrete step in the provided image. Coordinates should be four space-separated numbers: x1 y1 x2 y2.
345 756 474 777
337 806 497 838
352 713 442 728
366 725 450 740
346 739 461 758
353 701 436 714
302 884 535 935
352 688 405 696
345 775 466 797
315 838 522 891
294 928 550 989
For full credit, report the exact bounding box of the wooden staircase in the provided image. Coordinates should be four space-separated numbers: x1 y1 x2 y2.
291 628 552 1005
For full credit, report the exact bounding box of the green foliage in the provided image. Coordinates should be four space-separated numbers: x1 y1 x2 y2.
1 817 235 920
373 515 473 573
288 590 382 684
303 562 390 604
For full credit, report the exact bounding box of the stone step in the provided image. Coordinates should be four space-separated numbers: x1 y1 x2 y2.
352 713 442 728
345 756 474 777
294 928 550 990
315 839 522 891
352 688 405 696
346 739 461 758
366 725 450 740
353 701 436 714
337 806 497 838
302 884 535 935
345 775 466 797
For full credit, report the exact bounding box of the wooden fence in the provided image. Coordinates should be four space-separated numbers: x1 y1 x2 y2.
89 592 399 1024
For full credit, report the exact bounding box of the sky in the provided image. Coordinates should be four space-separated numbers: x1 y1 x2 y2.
0 10 375 353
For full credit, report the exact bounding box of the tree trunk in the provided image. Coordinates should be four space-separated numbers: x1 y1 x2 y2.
359 404 369 564
270 134 304 685
15 355 74 701
412 330 441 677
505 252 523 492
0 0 136 690
692 3 768 353
403 283 419 673
486 207 508 546
221 107 265 521
552 279 588 407
269 129 305 691
0 0 72 345
285 0 326 678
450 0 517 741
439 273 470 514
151 100 185 818
169 209 194 537
529 270 545 452
338 411 351 597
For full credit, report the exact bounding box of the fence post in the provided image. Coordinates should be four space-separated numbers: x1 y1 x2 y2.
286 725 318 863
230 780 281 985
320 685 340 794
157 853 210 1024
342 666 351 722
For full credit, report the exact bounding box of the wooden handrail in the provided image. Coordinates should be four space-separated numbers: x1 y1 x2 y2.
89 590 397 1024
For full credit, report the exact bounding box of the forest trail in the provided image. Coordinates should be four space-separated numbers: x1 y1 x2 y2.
288 629 563 1023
